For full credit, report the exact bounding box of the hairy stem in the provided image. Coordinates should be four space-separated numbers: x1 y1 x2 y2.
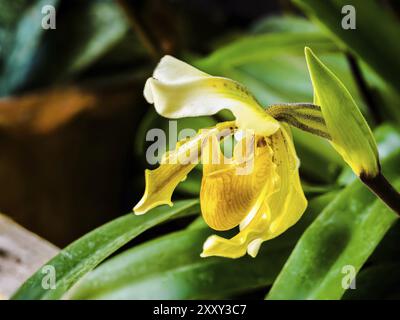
267 103 331 140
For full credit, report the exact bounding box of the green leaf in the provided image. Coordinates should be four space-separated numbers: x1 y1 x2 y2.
195 24 363 110
267 151 400 300
11 199 199 300
305 47 379 178
252 15 321 34
293 0 400 91
196 32 336 74
68 192 337 300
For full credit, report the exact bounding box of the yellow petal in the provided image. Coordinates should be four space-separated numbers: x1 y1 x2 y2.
266 125 307 237
134 122 234 214
305 47 379 177
144 55 280 136
201 125 307 259
200 133 274 231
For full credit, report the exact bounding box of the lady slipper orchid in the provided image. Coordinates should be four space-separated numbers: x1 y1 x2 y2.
134 55 308 259
134 48 389 259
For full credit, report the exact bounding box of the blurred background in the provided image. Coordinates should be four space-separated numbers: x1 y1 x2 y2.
0 0 398 248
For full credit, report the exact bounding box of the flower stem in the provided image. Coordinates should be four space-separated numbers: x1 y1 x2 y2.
360 172 400 216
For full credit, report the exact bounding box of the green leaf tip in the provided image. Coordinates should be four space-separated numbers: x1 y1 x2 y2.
304 47 379 178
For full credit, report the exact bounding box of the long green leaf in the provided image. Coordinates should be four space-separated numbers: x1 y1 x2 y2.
11 199 199 300
251 15 321 34
267 151 400 300
68 193 337 299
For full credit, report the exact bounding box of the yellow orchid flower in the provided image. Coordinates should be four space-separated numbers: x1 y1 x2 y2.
134 48 399 259
134 55 308 258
